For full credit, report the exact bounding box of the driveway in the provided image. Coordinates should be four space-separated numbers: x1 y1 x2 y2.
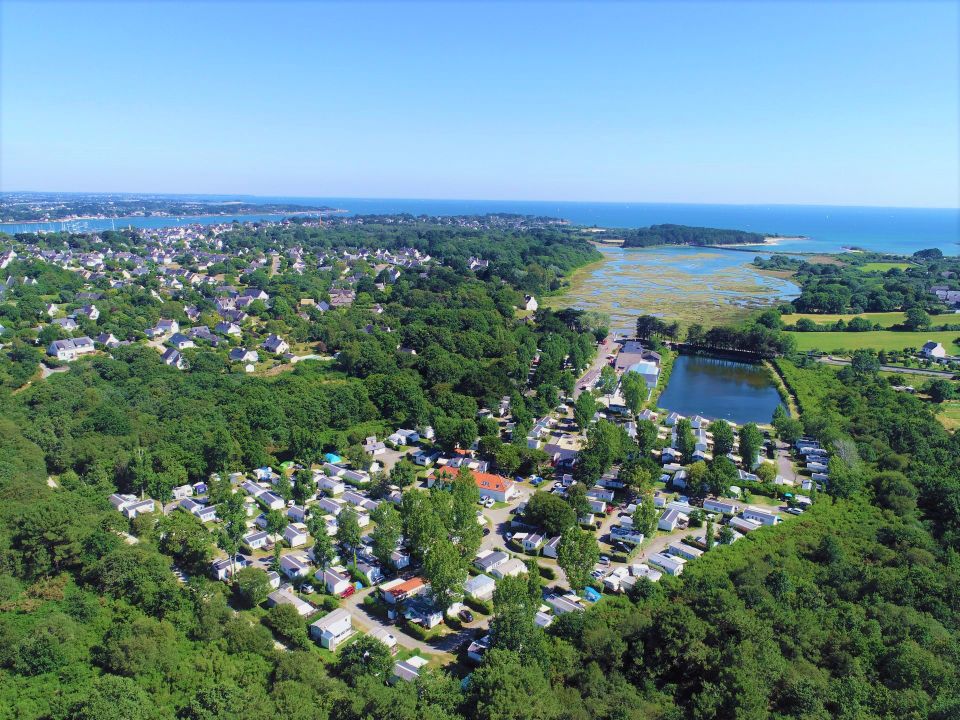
341 586 477 657
775 440 800 484
573 334 619 398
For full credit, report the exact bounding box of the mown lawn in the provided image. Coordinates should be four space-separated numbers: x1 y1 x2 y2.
787 330 960 354
783 311 958 328
858 262 913 272
937 401 960 432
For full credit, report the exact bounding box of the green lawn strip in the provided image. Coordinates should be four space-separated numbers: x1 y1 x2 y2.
787 330 960 354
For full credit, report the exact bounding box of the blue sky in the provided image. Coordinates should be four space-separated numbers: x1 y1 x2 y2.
1 1 958 207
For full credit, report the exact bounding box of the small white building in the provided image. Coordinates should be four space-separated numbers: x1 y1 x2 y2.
922 340 947 359
648 552 686 576
742 506 780 526
309 608 354 650
283 523 309 547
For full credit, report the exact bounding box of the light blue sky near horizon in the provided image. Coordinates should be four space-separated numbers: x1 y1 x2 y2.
1 1 958 208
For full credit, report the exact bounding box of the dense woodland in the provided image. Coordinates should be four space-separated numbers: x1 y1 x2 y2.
1 226 959 719
617 224 770 248
756 250 958 316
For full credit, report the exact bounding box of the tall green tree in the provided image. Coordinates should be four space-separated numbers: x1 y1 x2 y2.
632 494 658 539
423 537 466 610
708 419 734 458
557 528 599 594
738 422 763 469
573 392 596 430
336 507 362 566
371 503 402 570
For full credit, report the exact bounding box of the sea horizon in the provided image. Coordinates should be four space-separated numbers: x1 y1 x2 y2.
3 192 958 255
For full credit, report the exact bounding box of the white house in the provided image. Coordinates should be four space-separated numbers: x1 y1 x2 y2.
287 504 309 523
474 550 509 573
180 498 217 522
491 557 528 580
729 516 762 534
658 507 688 532
523 295 538 311
742 506 780 526
667 542 704 561
542 535 562 559
283 523 309 547
392 655 429 682
267 588 315 617
369 627 398 653
259 492 286 511
172 484 194 500
309 608 354 650
47 337 96 361
704 498 737 515
243 530 270 550
463 573 496 602
321 568 352 596
262 334 289 354
122 499 155 519
546 593 585 615
922 341 947 359
648 552 686 576
523 533 546 553
280 553 312 579
316 475 345 495
211 555 249 581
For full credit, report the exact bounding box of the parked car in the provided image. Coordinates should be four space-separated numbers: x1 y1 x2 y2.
301 583 315 594
599 555 610 566
482 527 491 536
485 497 495 508
786 507 804 515
459 609 475 623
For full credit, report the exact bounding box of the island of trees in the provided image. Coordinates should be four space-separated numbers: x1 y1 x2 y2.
616 223 772 248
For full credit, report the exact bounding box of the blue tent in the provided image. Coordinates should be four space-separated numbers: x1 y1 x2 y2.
324 453 342 464
584 587 602 602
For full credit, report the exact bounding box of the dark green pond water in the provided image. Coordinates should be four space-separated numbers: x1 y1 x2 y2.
659 354 784 425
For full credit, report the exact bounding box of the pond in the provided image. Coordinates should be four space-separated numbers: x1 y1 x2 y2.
658 354 784 425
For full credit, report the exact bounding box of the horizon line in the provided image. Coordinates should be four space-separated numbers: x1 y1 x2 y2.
1 189 958 212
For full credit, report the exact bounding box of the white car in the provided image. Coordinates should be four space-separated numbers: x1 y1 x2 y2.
484 497 495 508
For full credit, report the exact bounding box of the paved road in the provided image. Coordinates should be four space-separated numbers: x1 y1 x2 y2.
573 334 619 398
775 440 800 484
342 585 479 657
818 356 954 378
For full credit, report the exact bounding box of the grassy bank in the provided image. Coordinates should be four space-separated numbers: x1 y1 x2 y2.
783 311 957 328
787 329 960 354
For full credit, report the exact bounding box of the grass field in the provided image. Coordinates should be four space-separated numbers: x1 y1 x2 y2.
858 262 913 272
783 311 958 328
937 401 960 432
787 329 960 354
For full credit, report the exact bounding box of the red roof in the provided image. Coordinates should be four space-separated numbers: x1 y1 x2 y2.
437 466 512 494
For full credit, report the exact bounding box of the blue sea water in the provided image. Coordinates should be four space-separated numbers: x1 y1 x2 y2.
3 195 957 256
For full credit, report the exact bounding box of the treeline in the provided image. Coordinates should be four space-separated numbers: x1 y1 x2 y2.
619 223 770 248
635 313 796 357
761 252 952 315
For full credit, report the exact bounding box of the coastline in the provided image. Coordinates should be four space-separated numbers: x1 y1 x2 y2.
2 208 340 225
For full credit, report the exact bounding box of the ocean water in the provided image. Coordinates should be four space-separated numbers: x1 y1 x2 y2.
2 195 957 256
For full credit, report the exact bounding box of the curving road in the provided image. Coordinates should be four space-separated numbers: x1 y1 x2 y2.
817 355 955 378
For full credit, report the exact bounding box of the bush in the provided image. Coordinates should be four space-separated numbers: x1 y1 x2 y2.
402 620 442 641
263 603 310 649
538 565 556 580
464 596 493 615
